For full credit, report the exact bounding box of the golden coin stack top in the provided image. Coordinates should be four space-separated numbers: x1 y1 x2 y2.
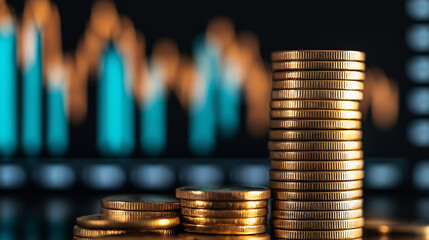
269 50 365 239
176 186 270 235
73 194 181 239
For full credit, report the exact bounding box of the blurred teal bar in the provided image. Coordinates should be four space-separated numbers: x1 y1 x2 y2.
122 65 135 155
189 36 219 155
47 76 68 155
97 44 127 155
218 63 241 139
22 28 42 156
0 20 17 157
140 61 166 155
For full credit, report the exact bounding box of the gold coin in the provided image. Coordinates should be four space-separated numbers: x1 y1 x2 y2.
73 230 178 240
182 223 266 235
270 160 364 171
272 218 364 230
271 50 365 62
180 200 267 209
270 170 364 181
181 208 268 218
273 70 365 80
272 80 364 90
271 89 363 100
268 141 362 151
273 228 363 239
270 150 363 160
269 180 363 191
273 190 363 200
270 110 361 119
272 61 365 71
271 100 360 110
76 214 180 229
101 208 179 221
274 199 363 211
270 120 361 129
101 194 180 211
182 216 266 225
178 233 271 240
269 130 362 140
272 209 363 220
176 186 270 201
73 225 128 237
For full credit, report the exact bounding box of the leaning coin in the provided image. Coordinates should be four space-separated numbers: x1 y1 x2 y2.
181 208 268 218
101 208 179 221
271 80 364 90
272 61 365 71
269 180 363 191
101 194 180 211
269 130 362 141
271 89 363 100
272 71 365 80
273 228 362 239
274 199 363 211
273 190 363 201
270 110 361 119
271 100 360 110
270 120 361 129
270 160 364 171
182 216 266 225
182 223 266 235
272 209 363 220
271 50 365 62
180 199 267 209
76 214 180 230
73 225 128 238
268 141 362 151
272 218 364 230
176 186 270 201
270 150 363 161
269 170 364 181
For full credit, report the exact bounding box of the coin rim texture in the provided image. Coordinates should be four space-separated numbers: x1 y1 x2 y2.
271 50 365 62
270 160 364 171
272 228 363 239
272 217 365 230
268 141 362 151
177 233 271 240
182 223 267 235
273 71 365 80
176 186 270 200
270 100 360 110
272 190 363 200
271 80 364 90
269 130 362 141
269 120 361 130
270 110 362 119
271 89 363 100
274 199 363 211
269 170 364 181
76 214 180 229
73 225 127 237
272 61 365 71
100 208 179 220
182 216 267 225
101 194 180 211
180 199 268 209
269 180 363 191
181 207 268 218
272 209 363 220
270 150 363 160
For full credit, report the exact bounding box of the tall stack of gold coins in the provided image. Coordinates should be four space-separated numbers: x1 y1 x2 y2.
268 50 365 239
176 186 270 235
72 195 181 239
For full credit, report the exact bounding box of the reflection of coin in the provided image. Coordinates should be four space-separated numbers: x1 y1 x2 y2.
181 208 268 218
270 120 361 129
272 209 363 220
272 61 365 71
271 90 363 100
76 214 180 229
182 216 266 225
269 130 362 141
182 223 266 235
271 109 361 119
270 170 364 181
272 80 364 90
273 228 362 239
271 160 364 171
176 186 270 200
268 141 362 151
101 194 180 211
272 218 364 230
269 180 363 191
273 190 363 200
101 208 179 221
178 233 271 240
270 150 363 160
273 71 365 80
274 199 363 211
271 50 365 62
364 217 429 237
271 100 360 110
180 200 267 209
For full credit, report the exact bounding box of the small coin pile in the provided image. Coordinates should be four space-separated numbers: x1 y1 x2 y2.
269 50 365 239
176 186 270 235
73 195 181 239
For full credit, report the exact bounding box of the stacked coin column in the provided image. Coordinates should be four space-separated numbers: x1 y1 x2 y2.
268 50 365 240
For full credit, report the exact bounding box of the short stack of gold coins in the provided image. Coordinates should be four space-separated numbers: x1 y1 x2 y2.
176 186 271 235
269 50 365 239
72 195 181 239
